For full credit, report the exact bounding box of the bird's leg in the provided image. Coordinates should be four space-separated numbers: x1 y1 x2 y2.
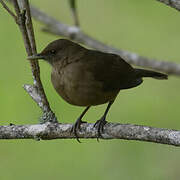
71 106 90 142
94 100 114 140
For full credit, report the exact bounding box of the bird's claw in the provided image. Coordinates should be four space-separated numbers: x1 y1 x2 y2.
94 117 107 141
71 118 87 143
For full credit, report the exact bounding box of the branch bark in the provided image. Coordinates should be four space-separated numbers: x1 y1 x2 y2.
29 5 180 76
1 122 180 147
157 0 180 11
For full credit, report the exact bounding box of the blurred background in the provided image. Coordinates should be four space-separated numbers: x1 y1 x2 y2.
0 0 180 179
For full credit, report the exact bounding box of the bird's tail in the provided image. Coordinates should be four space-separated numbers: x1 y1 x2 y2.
135 68 168 80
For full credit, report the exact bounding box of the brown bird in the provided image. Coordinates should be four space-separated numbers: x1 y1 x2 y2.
28 39 168 141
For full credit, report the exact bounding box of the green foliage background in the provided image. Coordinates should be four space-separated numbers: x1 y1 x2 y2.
0 0 180 179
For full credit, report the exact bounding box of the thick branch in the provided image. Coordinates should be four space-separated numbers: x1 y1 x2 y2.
157 0 180 11
1 122 180 146
30 5 180 76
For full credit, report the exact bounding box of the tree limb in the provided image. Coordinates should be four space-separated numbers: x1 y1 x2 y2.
0 122 180 147
29 5 180 76
0 0 57 122
157 0 180 11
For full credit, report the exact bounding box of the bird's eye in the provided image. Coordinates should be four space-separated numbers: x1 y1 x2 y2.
50 50 56 54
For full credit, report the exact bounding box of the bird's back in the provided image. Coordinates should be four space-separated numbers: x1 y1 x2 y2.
82 50 142 91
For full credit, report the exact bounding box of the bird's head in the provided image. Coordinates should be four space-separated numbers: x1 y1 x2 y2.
27 39 76 64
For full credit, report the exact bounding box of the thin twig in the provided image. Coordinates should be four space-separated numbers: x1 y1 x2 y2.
1 0 57 122
21 1 37 53
13 1 32 54
68 0 80 27
20 1 54 118
0 0 18 23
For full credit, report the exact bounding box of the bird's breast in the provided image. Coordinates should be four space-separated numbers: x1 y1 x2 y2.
51 62 119 106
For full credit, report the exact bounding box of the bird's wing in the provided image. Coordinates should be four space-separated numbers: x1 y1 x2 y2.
82 50 136 91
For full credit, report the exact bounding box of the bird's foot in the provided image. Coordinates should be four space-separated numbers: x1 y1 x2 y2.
71 118 87 143
94 117 107 141
9 123 15 126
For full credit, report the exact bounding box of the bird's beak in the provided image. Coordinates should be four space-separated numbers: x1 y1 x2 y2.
27 53 45 60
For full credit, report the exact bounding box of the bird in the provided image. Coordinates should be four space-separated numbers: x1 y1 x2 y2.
28 39 168 142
